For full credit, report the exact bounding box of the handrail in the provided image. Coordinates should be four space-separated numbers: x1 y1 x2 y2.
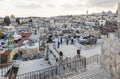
0 54 101 79
16 54 100 79
17 58 86 76
0 62 12 68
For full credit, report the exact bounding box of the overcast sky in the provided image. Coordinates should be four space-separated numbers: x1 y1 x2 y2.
0 0 119 17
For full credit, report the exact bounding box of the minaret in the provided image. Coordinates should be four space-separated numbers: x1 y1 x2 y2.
86 10 89 21
87 10 88 15
86 10 88 18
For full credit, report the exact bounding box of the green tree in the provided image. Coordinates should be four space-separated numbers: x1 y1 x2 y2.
13 53 19 60
4 16 11 26
16 18 20 24
29 18 33 23
0 30 4 39
29 18 33 26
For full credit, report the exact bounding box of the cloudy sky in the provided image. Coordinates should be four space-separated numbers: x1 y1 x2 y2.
0 0 119 17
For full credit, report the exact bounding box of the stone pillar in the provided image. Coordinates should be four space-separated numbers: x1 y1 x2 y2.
77 49 81 58
59 51 63 64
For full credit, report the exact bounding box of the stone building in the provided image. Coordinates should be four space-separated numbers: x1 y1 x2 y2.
101 34 120 79
117 3 120 36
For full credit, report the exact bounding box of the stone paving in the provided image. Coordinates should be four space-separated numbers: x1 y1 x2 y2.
58 63 111 79
66 63 111 79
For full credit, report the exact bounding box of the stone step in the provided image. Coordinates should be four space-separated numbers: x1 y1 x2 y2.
67 67 111 79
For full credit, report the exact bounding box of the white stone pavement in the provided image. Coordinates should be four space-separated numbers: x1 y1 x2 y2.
63 63 111 79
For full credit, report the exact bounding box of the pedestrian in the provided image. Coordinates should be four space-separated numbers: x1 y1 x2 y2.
60 37 62 45
57 40 60 48
71 37 74 44
66 38 68 45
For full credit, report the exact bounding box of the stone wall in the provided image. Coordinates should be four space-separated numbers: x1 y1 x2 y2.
9 47 39 61
101 36 120 79
117 3 120 34
101 4 120 78
117 3 120 23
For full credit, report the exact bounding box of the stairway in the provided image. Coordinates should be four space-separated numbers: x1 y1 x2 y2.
68 67 111 79
4 66 18 79
66 63 111 79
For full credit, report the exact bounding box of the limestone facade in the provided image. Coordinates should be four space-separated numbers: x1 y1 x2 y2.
101 36 120 79
117 3 120 35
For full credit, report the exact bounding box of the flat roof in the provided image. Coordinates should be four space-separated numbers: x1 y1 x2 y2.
17 58 51 75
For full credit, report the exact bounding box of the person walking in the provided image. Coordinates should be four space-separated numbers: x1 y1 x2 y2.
71 37 74 44
66 38 69 45
57 40 60 48
60 37 62 45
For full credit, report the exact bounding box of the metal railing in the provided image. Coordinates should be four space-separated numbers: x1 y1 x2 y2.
0 63 12 77
86 54 101 65
0 54 101 79
16 57 86 79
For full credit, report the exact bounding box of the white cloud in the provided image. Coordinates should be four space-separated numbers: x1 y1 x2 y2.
47 4 55 8
0 0 119 17
16 3 41 9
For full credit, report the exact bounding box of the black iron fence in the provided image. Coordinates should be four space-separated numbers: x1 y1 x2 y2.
86 54 101 65
0 63 12 77
0 54 101 79
16 57 86 79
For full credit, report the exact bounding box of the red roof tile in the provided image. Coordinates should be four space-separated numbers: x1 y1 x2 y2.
17 33 32 47
39 47 45 51
2 50 11 55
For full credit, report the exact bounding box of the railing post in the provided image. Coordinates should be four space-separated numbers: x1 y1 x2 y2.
84 58 86 69
2 68 3 77
97 54 99 64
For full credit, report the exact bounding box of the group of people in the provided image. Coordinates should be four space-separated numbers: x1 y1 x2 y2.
65 37 74 45
56 36 76 49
